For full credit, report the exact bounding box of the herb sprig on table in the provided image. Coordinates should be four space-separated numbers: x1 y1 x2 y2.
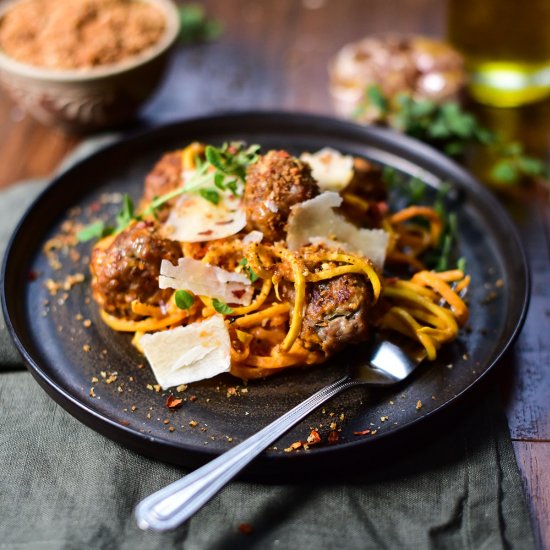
177 4 223 44
356 85 548 185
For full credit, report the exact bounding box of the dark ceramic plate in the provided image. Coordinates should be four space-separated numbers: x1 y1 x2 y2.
2 112 529 476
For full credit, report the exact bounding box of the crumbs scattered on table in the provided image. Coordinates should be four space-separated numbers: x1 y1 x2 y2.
416 399 422 410
82 344 91 352
189 420 198 427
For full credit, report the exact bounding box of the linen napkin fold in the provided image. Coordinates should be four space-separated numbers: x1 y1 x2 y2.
0 142 536 550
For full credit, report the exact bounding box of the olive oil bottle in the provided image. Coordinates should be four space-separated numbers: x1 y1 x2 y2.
447 0 550 107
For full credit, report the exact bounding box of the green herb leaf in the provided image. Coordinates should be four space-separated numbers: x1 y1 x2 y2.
212 298 234 315
76 220 112 242
409 176 427 203
490 161 518 184
457 257 467 273
382 166 399 187
199 188 221 204
175 290 195 310
116 194 138 232
178 4 223 45
366 85 389 115
238 258 259 282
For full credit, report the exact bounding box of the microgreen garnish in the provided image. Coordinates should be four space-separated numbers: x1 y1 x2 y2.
76 220 113 242
238 258 259 282
143 142 261 215
175 290 195 310
116 194 138 232
457 257 467 273
212 298 234 315
199 188 221 205
177 4 223 44
356 85 548 185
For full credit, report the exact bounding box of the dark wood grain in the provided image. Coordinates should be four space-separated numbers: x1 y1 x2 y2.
0 0 548 547
514 442 550 549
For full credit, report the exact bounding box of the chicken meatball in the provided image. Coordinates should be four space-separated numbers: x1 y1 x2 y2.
90 221 182 319
243 150 320 242
300 273 372 355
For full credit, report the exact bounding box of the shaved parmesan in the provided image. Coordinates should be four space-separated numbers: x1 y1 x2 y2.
159 258 253 305
300 148 354 192
287 192 389 270
243 230 264 244
164 192 246 242
139 315 231 388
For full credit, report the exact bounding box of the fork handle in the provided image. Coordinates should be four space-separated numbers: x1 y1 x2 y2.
135 375 355 531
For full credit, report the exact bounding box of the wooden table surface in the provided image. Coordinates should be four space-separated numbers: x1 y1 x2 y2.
0 0 548 547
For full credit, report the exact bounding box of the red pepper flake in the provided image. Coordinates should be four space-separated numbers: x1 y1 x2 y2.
375 201 389 216
88 201 102 213
239 523 254 535
120 420 130 427
232 289 246 299
215 219 235 225
353 429 371 436
284 441 303 452
327 430 340 444
165 395 183 409
198 230 213 236
306 429 321 445
27 270 40 281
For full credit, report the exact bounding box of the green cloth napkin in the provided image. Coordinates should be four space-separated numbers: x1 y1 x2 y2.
0 142 536 549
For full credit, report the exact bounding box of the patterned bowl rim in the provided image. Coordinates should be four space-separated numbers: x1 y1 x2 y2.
0 0 181 82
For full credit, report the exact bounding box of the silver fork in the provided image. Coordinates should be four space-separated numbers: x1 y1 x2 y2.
134 335 427 532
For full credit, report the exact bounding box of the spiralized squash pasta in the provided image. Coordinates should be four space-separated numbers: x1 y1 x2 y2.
90 141 470 381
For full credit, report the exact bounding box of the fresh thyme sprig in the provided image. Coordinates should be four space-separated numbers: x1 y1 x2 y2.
177 4 223 44
355 85 548 185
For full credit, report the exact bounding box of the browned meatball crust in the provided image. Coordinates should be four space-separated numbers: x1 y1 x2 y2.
142 151 182 204
300 273 372 355
243 150 320 242
90 221 182 319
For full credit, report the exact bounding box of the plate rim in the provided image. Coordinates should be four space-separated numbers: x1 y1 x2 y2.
1 110 531 470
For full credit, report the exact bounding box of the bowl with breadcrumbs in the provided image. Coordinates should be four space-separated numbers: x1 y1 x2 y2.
0 0 180 133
